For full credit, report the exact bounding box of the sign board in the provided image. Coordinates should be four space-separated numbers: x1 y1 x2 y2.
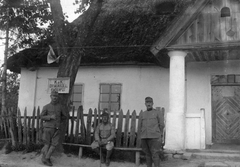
48 77 70 93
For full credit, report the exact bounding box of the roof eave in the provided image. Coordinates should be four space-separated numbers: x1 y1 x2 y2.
150 0 210 55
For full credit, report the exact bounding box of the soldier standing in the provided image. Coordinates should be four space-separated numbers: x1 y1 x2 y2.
40 90 68 166
140 97 164 167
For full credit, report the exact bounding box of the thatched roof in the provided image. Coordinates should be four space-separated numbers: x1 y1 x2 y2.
7 0 193 73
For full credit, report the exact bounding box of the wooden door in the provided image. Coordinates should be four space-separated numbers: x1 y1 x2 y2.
212 86 240 144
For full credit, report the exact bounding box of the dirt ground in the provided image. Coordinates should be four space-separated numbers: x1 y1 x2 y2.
0 149 207 167
0 141 210 167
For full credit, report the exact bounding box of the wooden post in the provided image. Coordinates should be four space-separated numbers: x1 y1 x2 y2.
135 151 140 166
78 147 83 159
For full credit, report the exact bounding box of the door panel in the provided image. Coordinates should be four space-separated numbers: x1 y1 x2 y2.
212 86 240 143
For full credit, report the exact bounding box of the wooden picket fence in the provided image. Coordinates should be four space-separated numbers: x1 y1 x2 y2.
0 106 165 165
0 107 44 146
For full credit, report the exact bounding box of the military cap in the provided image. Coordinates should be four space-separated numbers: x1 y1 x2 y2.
101 111 109 117
51 89 59 96
145 96 153 102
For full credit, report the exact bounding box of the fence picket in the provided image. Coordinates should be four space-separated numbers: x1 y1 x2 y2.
17 109 22 144
31 107 36 143
36 107 40 143
9 108 17 147
116 110 123 147
70 107 75 143
129 110 136 147
5 109 10 138
2 108 8 138
27 114 31 144
136 111 143 148
74 107 81 143
93 109 97 133
23 108 27 145
123 110 130 147
98 109 101 124
79 106 86 143
86 109 93 144
112 111 117 129
40 115 43 144
157 107 165 147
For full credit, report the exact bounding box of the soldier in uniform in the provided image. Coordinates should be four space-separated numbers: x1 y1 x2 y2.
91 109 115 166
40 90 68 166
140 97 164 167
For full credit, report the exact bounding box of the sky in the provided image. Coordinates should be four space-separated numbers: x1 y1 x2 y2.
0 0 78 66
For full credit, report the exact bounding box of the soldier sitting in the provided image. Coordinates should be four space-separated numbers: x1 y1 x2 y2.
91 109 115 166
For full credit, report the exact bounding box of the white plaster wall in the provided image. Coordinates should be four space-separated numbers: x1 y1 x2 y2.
19 65 169 115
186 60 240 146
18 70 38 115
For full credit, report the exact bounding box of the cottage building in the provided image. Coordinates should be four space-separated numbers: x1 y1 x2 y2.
7 0 240 151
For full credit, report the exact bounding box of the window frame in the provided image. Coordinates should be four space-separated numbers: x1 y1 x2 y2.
70 83 84 110
99 83 122 112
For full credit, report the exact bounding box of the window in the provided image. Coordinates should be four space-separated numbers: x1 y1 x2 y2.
99 84 121 112
70 84 83 110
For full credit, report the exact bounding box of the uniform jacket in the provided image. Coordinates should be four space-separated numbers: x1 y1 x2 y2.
94 122 115 142
140 108 164 139
40 102 68 129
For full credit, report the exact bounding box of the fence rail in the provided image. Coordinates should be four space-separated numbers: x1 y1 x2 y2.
0 106 165 150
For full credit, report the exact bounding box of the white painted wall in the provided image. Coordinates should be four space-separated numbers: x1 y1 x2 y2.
18 60 240 149
186 60 240 146
18 65 170 116
18 70 38 113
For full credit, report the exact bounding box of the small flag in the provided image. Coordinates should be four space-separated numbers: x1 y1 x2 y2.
47 45 60 64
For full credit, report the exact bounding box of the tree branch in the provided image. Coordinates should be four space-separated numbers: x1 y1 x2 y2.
74 0 104 46
48 0 68 57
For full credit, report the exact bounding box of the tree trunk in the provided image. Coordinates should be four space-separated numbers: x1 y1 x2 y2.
2 6 9 120
48 0 103 153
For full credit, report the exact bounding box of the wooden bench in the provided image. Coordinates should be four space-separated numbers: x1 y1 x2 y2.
63 107 165 166
63 143 142 166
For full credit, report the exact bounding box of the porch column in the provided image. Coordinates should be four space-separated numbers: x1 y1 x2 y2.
165 50 187 150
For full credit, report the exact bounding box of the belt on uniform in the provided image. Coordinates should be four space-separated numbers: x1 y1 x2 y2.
100 137 109 139
44 127 59 130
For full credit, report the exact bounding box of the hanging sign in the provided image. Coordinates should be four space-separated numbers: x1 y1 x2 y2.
48 77 70 93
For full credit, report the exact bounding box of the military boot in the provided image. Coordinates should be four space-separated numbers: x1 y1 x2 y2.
146 156 152 167
106 150 113 166
45 146 55 166
153 157 160 167
101 148 106 163
41 145 49 165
